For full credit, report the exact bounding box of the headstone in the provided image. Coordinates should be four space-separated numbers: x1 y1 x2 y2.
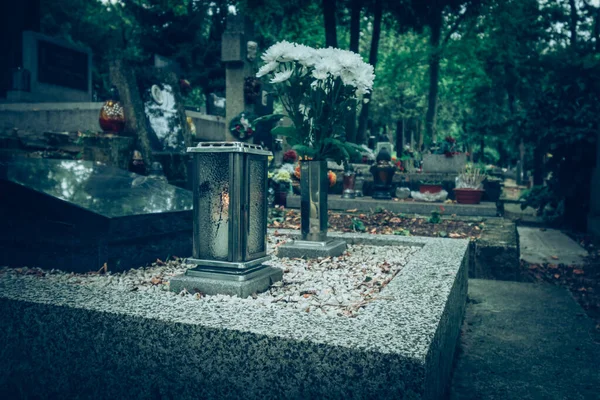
6 31 92 102
0 156 192 272
0 0 40 98
143 82 185 151
206 93 226 117
109 59 193 186
422 153 467 173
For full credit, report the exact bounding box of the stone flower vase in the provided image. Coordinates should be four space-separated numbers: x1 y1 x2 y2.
300 160 328 242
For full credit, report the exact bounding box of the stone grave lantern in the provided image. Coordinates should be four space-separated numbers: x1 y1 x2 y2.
370 147 396 200
170 142 282 297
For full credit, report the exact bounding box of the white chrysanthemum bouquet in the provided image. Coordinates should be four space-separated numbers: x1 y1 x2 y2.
255 41 375 163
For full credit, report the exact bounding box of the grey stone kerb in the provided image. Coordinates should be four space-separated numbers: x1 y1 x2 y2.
0 232 468 400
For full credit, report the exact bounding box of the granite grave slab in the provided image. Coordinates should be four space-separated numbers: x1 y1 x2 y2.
0 231 468 400
0 156 192 272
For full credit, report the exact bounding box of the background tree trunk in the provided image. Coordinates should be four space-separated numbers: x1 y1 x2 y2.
322 0 338 48
396 119 404 156
594 6 600 53
356 0 382 144
569 0 577 49
349 0 361 52
425 8 442 144
345 0 361 143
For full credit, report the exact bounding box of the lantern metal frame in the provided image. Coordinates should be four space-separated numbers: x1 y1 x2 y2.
170 142 282 296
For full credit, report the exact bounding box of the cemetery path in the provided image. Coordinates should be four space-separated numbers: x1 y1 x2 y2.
450 279 600 400
519 227 588 266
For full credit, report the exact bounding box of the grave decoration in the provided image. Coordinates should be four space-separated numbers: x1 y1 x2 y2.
129 150 146 175
342 166 356 199
370 147 397 200
354 170 365 197
228 111 256 141
99 86 125 134
170 142 282 298
270 168 292 207
256 41 374 258
454 165 487 204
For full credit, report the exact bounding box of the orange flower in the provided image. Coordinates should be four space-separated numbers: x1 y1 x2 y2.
328 171 337 187
293 166 336 187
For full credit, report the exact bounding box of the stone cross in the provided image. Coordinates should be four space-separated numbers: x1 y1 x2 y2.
222 14 255 142
221 14 273 144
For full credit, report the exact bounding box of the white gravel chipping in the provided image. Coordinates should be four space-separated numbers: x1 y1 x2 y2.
0 236 419 318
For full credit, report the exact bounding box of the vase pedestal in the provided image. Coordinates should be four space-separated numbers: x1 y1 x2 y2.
277 238 347 259
276 160 346 259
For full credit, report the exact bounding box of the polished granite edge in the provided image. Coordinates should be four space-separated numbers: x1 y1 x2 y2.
0 158 192 219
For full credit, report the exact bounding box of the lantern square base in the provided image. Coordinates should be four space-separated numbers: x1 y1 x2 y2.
276 239 347 259
169 265 283 298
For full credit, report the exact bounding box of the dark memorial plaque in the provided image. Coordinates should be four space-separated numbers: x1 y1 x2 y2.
0 157 192 272
37 39 89 91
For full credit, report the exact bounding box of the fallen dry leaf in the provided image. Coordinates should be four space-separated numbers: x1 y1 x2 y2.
573 269 585 275
346 208 358 212
97 263 108 274
551 255 559 260
150 276 162 285
554 274 560 279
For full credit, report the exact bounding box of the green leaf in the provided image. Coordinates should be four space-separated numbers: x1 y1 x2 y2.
292 145 317 158
253 114 285 124
271 126 297 137
351 218 366 232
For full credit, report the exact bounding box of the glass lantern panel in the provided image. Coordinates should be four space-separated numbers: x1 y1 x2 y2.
246 156 266 257
194 152 230 261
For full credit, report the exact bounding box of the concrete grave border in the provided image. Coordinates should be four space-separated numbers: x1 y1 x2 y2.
0 232 468 400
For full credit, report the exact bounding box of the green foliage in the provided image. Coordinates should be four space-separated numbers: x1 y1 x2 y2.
428 210 442 224
394 229 411 236
519 185 565 225
351 218 366 232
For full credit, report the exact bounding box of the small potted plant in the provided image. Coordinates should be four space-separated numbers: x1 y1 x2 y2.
271 169 292 206
419 180 443 194
454 166 487 204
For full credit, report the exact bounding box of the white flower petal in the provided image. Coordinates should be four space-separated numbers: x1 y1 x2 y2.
270 69 293 84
